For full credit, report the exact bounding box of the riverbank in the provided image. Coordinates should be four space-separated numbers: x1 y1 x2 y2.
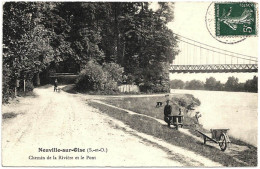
89 95 257 166
172 89 258 146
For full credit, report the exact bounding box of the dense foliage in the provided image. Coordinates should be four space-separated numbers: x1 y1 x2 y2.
75 61 123 94
3 2 72 102
170 76 258 93
3 2 178 102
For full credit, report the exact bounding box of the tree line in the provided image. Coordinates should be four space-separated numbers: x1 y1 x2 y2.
3 2 179 102
170 76 258 93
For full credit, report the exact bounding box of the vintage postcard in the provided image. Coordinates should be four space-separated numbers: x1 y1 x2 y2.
1 1 258 167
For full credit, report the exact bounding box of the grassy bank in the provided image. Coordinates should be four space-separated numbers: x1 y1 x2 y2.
89 95 257 166
101 95 201 128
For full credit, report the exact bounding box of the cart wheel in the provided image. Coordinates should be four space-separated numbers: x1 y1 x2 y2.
219 133 228 151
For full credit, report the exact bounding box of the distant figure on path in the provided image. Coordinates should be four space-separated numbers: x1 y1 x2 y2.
54 79 58 92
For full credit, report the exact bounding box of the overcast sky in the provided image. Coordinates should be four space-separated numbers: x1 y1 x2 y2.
151 1 258 83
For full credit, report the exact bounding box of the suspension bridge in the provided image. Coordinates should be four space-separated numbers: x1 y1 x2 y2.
170 33 258 73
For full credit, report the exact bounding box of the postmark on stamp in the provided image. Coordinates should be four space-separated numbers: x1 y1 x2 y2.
206 2 258 44
215 2 256 36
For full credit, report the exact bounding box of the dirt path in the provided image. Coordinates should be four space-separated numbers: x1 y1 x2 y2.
2 87 220 167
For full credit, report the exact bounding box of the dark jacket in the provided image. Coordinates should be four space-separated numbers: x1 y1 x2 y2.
164 104 172 116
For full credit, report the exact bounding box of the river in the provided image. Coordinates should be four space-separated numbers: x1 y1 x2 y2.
171 89 258 147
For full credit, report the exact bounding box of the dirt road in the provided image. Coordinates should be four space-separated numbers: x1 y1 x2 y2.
2 87 221 167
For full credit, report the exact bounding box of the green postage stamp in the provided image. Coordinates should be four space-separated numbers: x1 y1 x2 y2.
215 2 257 36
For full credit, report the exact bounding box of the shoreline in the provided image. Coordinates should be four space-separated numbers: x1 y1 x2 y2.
171 89 257 147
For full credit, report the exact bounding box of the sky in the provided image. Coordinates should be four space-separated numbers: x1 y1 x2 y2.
151 2 258 83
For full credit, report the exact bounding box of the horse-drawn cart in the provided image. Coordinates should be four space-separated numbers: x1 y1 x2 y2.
196 129 231 151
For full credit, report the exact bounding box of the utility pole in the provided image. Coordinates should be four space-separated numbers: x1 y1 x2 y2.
24 79 26 92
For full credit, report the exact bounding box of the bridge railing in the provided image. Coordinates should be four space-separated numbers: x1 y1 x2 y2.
170 64 258 73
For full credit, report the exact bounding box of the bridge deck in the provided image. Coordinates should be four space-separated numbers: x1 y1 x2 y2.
170 64 258 73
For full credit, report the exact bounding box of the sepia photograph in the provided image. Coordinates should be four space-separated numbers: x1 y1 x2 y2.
1 1 258 167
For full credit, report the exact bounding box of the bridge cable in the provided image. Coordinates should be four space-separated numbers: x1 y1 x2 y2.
193 42 196 65
225 53 226 64
177 39 258 62
174 33 257 59
200 47 202 65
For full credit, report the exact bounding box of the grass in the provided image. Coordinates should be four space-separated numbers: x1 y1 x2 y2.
89 101 254 167
101 95 200 128
89 95 257 166
101 96 257 147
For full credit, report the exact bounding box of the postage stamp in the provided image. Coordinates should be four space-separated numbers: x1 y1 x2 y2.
215 2 257 36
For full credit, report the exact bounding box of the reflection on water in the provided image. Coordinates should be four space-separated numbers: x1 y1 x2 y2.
171 89 258 147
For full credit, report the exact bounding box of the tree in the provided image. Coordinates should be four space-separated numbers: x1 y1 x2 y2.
55 2 178 93
3 2 73 101
225 76 239 91
170 79 185 89
56 2 106 67
244 76 258 93
215 81 224 91
3 2 56 98
122 2 178 92
185 80 204 90
237 83 245 92
205 77 217 90
3 2 179 101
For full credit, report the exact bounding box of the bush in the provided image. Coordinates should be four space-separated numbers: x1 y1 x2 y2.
2 65 15 103
125 74 135 84
104 80 118 93
103 62 124 83
139 82 169 93
25 80 34 91
76 60 106 91
76 60 123 93
2 82 14 103
172 94 201 108
152 83 167 93
139 82 153 93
